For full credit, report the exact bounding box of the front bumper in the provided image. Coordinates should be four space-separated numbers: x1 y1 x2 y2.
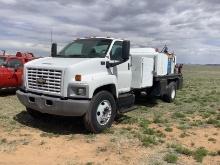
16 90 90 116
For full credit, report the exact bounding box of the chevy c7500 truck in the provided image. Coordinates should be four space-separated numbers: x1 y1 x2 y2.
16 37 183 133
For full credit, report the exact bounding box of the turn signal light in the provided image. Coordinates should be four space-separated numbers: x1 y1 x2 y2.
75 74 81 81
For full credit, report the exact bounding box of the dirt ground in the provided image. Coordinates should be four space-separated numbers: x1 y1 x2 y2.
0 126 148 165
0 121 219 165
0 65 220 165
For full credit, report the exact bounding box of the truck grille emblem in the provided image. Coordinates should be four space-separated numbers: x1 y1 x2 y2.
36 77 46 84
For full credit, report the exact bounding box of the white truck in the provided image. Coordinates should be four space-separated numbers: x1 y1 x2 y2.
16 37 183 133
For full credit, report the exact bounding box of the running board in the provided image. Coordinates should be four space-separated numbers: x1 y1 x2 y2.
117 93 136 113
117 93 135 108
118 106 138 113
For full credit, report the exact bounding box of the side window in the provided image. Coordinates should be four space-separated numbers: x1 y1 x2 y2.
7 59 23 68
110 41 122 61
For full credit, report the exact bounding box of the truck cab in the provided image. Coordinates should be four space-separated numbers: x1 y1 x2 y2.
16 37 183 133
0 52 35 89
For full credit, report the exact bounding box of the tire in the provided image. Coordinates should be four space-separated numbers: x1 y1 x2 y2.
163 82 176 103
83 91 116 133
26 108 44 119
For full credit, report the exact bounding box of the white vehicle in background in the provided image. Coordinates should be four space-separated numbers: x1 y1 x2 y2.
17 37 183 133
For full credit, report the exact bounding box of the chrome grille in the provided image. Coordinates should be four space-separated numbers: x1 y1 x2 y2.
27 68 62 94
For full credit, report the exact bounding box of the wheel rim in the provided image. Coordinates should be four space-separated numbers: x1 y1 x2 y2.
96 100 112 126
171 89 176 99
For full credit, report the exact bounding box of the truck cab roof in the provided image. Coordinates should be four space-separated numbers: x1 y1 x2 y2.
76 36 124 41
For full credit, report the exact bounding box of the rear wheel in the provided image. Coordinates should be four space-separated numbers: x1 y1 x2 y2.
163 82 176 103
83 91 116 133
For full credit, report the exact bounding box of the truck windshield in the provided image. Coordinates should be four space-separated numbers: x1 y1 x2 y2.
57 38 112 58
0 57 5 66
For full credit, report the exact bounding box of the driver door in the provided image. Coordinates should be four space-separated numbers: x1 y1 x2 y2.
110 41 131 93
6 58 23 87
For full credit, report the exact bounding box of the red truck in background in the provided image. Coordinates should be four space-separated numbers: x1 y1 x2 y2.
0 51 36 89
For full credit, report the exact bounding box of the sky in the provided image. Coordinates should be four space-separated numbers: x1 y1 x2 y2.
0 0 220 64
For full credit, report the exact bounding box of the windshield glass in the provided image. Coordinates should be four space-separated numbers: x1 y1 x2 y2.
0 57 5 66
57 38 112 58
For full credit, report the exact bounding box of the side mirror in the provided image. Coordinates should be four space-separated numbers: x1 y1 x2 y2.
51 43 57 57
122 40 130 61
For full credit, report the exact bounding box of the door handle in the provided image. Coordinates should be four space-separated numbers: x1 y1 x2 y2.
128 63 130 70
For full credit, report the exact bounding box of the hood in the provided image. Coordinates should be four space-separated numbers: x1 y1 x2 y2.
25 57 91 69
24 56 111 97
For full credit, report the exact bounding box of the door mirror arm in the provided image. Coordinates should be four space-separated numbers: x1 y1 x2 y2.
106 58 129 68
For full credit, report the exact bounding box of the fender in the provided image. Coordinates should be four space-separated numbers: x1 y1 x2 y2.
88 73 118 98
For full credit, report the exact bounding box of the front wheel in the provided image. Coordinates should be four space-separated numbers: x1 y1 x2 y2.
83 91 116 133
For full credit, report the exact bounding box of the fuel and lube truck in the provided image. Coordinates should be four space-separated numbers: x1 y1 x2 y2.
16 37 183 133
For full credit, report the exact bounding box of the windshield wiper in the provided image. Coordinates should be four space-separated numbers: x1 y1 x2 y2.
55 54 89 58
55 54 104 58
67 54 88 58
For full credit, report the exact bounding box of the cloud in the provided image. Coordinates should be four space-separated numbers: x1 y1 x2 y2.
0 0 16 4
0 0 219 64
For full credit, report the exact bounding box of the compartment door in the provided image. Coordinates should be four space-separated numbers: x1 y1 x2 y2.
142 57 154 87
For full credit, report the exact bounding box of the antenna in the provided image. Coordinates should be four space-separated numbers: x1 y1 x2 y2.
50 29 53 44
160 44 168 53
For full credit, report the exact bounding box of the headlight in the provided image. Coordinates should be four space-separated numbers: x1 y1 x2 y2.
68 84 89 98
76 87 86 96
